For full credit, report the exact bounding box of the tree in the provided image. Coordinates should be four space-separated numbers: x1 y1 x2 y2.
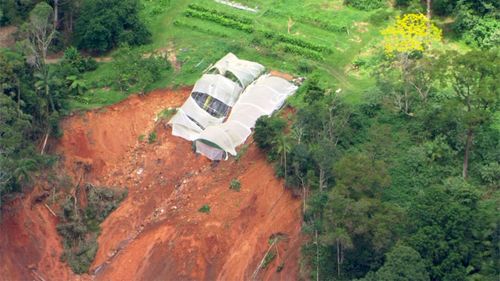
22 2 57 115
0 94 38 212
406 179 492 281
272 135 291 186
358 244 429 281
74 0 151 53
436 50 499 179
23 2 56 72
254 116 286 152
0 51 26 113
320 152 398 279
380 13 441 115
381 13 441 55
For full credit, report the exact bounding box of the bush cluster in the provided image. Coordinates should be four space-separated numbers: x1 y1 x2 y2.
61 47 97 73
111 46 171 93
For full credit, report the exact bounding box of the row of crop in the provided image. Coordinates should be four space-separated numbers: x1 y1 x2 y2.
173 19 229 37
275 43 325 61
258 29 332 54
300 15 348 33
180 6 331 60
264 9 348 33
188 3 253 25
184 8 253 33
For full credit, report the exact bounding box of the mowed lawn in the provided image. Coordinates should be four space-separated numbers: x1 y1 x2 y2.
72 0 393 110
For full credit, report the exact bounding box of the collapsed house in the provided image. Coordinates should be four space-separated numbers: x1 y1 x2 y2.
169 53 298 160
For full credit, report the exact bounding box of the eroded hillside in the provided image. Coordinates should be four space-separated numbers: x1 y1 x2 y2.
0 88 301 281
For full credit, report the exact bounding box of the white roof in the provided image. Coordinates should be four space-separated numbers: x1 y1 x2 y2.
192 74 242 106
210 53 265 88
169 71 243 141
196 75 298 158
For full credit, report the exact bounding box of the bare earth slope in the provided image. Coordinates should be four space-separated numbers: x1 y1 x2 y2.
1 88 301 281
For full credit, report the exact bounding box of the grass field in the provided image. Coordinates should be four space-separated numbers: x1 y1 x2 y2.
71 0 396 110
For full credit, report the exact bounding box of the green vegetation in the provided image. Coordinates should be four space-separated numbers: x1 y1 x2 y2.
57 185 127 273
157 108 177 121
229 179 241 192
256 45 499 280
74 0 151 53
198 204 210 213
235 143 249 161
69 0 391 108
344 0 387 11
148 131 157 144
262 250 277 269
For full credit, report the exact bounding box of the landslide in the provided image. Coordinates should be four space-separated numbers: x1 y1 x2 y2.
1 88 302 281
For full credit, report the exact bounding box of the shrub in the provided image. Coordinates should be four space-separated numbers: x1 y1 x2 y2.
157 108 177 121
111 46 171 93
277 262 285 272
344 0 386 10
230 179 241 191
61 47 97 73
235 144 249 161
262 250 277 269
148 131 157 144
297 60 315 74
198 204 211 213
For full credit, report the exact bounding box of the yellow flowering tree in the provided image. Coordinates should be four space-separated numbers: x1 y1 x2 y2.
378 14 442 115
381 13 442 55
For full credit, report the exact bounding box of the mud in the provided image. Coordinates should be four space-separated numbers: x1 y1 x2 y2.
1 88 302 281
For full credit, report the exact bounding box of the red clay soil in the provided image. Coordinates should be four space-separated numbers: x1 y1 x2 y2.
0 193 80 281
0 88 302 281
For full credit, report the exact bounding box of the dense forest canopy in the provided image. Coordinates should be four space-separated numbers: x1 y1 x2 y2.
0 0 498 279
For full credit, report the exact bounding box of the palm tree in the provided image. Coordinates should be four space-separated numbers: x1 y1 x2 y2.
273 135 291 186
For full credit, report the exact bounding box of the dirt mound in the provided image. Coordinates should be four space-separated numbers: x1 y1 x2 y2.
1 88 302 281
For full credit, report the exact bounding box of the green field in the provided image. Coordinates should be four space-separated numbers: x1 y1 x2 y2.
71 0 394 110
